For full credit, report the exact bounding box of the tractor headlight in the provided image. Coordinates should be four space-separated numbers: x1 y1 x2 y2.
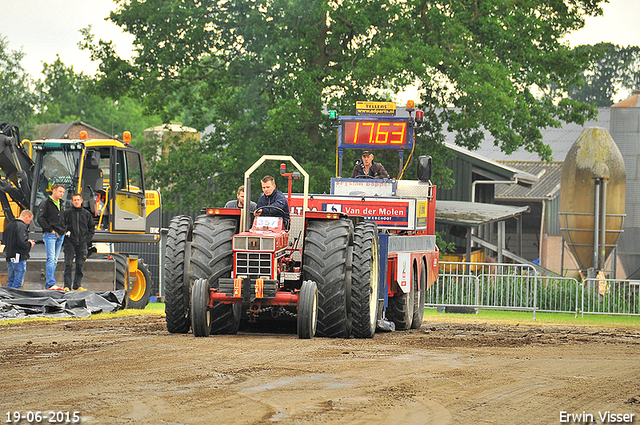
233 237 247 250
261 238 274 251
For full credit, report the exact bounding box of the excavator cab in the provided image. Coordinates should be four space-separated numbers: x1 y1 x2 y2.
32 142 82 211
30 141 148 234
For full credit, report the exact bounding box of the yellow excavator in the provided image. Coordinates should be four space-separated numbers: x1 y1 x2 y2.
0 122 161 308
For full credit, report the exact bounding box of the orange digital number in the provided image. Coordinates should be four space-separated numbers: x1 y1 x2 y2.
376 123 389 144
390 123 406 144
352 122 360 144
363 122 375 144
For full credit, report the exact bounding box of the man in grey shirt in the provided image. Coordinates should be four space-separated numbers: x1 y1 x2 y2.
225 185 257 213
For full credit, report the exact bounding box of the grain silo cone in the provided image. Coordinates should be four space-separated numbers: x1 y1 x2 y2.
560 127 625 272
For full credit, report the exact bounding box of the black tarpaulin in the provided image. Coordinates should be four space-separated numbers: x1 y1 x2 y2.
0 287 126 320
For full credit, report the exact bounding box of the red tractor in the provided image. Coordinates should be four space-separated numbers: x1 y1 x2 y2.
164 155 364 338
164 101 439 338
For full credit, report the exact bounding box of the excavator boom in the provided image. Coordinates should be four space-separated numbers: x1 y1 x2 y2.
0 123 35 216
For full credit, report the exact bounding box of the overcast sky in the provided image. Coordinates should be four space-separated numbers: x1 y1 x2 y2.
3 0 640 82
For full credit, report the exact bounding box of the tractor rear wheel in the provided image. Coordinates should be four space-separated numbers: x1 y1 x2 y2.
411 261 427 329
191 215 241 335
191 278 211 337
164 215 194 334
303 219 353 338
351 221 380 338
297 280 318 339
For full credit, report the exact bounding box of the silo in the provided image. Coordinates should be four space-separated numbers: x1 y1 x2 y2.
610 91 640 278
560 128 625 272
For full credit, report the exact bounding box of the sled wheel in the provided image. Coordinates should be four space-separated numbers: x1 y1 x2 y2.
126 259 152 309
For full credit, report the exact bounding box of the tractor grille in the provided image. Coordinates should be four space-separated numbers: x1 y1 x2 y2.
236 252 272 278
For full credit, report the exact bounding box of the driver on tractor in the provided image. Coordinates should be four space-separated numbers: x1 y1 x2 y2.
351 150 389 179
254 175 291 230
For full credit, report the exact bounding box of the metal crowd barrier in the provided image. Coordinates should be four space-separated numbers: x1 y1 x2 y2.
581 278 640 316
427 261 640 318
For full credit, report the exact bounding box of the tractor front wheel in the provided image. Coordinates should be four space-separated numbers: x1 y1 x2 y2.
411 261 427 329
297 280 318 339
387 287 414 331
191 278 211 337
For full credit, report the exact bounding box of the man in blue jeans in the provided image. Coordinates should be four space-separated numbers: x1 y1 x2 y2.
4 210 36 289
37 184 67 290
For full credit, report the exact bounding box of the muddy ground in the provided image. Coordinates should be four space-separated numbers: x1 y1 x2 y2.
1 314 639 425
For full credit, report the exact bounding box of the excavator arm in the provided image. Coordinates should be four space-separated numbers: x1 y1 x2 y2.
0 123 35 218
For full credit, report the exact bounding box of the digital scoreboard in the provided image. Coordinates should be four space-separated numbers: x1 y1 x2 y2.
333 101 419 176
343 121 408 148
338 117 413 151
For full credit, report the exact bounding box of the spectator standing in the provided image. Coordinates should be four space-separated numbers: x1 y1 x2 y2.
3 210 35 289
62 193 95 291
37 184 67 290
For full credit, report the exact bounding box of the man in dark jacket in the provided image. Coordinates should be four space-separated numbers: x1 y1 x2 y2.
254 175 290 230
37 183 67 290
62 193 95 291
4 210 35 289
351 150 389 179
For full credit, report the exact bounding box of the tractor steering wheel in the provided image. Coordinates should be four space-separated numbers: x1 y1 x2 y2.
254 205 287 216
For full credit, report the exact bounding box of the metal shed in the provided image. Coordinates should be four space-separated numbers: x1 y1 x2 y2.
436 200 531 265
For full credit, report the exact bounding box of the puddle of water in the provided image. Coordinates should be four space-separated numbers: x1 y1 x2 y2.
242 373 356 393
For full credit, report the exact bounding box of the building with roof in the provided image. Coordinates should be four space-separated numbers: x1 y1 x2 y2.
435 141 540 267
143 122 200 160
35 121 115 140
609 90 640 278
447 108 611 162
493 160 582 275
443 101 638 278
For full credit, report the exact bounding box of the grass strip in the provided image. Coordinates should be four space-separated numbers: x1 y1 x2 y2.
2 303 638 329
424 308 640 329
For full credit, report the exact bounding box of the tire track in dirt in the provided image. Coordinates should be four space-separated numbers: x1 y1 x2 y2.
1 315 638 424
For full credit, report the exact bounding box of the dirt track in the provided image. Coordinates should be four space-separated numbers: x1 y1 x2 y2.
1 314 639 425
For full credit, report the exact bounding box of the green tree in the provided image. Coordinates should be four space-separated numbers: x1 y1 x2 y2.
84 0 605 209
35 57 160 145
35 57 91 124
568 43 640 107
139 131 220 212
0 36 36 137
